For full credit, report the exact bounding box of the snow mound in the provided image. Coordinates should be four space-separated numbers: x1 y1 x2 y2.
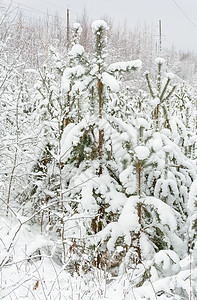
135 146 150 160
91 20 109 33
102 72 119 92
166 72 175 79
188 179 197 212
69 44 84 57
73 22 82 33
134 117 149 129
155 57 165 64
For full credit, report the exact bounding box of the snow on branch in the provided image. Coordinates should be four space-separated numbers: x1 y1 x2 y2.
61 66 85 92
107 59 142 73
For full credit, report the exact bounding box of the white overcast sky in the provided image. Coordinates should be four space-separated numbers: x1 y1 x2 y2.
2 0 197 53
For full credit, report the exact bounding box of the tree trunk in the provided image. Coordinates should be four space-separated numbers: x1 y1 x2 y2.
98 63 102 175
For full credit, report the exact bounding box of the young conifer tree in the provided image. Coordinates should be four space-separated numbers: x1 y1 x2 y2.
95 57 196 284
144 59 196 218
60 20 142 271
61 22 87 126
96 114 184 282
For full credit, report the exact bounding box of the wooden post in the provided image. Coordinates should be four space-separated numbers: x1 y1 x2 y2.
46 14 49 69
159 19 162 52
67 7 70 50
154 20 165 53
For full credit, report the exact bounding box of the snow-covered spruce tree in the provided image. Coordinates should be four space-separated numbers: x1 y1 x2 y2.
15 23 89 266
61 22 88 126
94 58 196 285
143 59 196 218
141 59 197 280
95 116 184 283
60 20 142 272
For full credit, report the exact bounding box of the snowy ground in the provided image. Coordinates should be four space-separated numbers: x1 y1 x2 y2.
0 215 197 300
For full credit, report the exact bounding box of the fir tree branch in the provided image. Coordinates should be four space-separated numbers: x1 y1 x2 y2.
160 78 170 102
145 72 155 98
165 85 176 101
